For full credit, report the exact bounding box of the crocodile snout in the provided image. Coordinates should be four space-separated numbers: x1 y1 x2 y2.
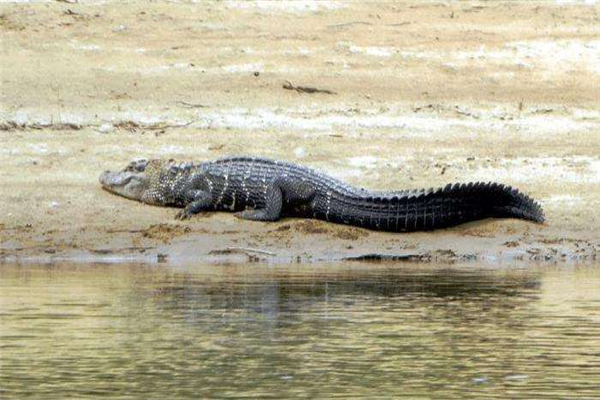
99 170 112 187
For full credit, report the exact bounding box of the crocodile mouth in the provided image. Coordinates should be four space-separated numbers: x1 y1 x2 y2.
99 159 149 201
99 170 137 188
100 159 149 186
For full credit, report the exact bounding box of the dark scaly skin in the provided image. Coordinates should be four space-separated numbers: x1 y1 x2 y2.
99 156 545 232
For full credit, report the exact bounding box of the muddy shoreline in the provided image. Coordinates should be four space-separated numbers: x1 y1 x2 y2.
1 1 599 264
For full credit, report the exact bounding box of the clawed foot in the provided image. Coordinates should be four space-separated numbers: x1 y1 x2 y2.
175 209 193 220
235 209 277 221
234 210 253 220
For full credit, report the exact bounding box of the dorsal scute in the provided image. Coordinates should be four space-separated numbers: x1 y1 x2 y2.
213 156 281 165
407 191 418 200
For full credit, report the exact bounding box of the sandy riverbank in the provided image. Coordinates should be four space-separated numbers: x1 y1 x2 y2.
1 1 598 264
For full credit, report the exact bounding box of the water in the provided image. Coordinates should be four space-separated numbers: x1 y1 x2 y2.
1 262 599 399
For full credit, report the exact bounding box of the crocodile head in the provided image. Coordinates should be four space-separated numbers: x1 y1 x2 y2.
101 159 199 206
100 159 155 203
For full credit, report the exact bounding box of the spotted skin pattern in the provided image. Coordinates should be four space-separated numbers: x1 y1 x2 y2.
100 156 545 232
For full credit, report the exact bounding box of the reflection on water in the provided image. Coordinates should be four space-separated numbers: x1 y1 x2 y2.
1 263 599 399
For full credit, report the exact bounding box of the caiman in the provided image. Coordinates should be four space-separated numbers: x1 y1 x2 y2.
99 156 544 232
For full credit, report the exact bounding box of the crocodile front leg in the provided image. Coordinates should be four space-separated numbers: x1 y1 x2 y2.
175 190 212 220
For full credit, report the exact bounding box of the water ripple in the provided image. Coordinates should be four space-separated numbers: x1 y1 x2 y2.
1 263 599 399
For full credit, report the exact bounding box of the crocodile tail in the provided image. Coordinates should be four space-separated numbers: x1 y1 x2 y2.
484 183 545 223
353 182 544 232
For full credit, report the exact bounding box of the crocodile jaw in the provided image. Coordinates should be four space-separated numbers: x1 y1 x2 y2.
99 169 149 202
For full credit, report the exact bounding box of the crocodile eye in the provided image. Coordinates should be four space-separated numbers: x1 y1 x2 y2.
134 160 148 172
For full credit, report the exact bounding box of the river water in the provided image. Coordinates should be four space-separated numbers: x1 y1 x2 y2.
1 262 599 399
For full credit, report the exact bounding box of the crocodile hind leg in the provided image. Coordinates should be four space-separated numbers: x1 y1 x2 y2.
236 178 316 222
236 183 283 221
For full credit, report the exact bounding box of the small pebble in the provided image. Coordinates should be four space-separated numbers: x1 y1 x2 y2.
294 147 306 158
98 123 112 133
